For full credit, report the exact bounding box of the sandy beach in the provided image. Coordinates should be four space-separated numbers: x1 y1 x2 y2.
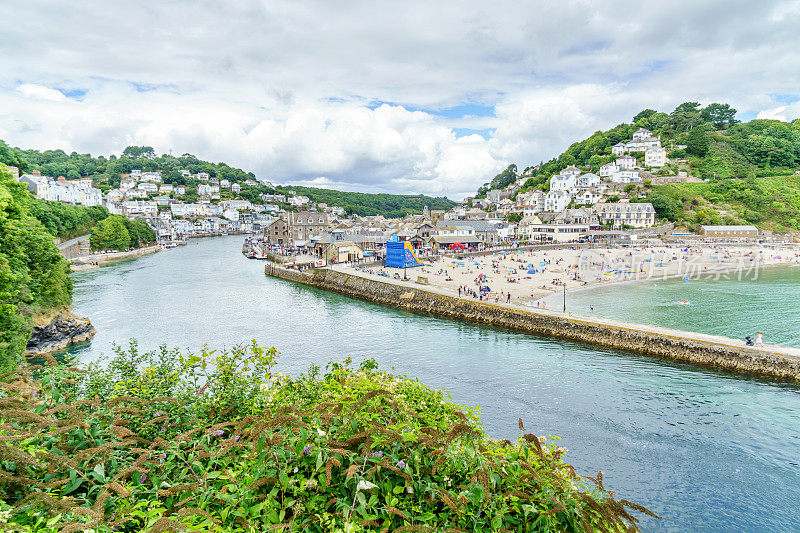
351 244 800 308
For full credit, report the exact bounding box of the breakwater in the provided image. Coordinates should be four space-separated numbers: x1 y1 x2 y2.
266 263 800 382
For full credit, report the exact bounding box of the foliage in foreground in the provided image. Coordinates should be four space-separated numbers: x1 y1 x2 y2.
0 343 656 532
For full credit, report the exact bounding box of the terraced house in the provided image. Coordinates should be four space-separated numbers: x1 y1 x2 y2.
595 202 656 228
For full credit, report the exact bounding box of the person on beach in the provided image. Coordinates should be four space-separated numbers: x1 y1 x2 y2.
507 293 511 303
755 332 763 346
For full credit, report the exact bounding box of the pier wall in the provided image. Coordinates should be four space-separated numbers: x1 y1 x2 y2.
265 263 800 382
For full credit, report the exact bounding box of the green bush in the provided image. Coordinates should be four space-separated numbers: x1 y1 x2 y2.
0 343 656 531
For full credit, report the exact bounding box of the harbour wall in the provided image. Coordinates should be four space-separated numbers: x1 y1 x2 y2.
265 263 800 383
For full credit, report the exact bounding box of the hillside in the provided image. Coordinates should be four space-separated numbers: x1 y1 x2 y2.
0 167 74 371
473 102 800 231
275 184 455 218
0 140 455 218
646 176 800 233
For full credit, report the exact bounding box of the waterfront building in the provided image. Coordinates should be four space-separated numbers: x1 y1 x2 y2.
264 217 289 245
289 211 330 244
523 223 589 243
594 202 656 228
700 225 759 239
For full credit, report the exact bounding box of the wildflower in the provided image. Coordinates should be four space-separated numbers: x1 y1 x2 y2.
212 429 224 437
303 445 314 455
397 460 406 469
369 451 383 458
139 472 148 484
234 435 241 441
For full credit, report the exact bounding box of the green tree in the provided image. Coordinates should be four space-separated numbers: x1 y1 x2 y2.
633 109 657 123
90 215 131 251
701 103 738 129
647 192 680 220
0 169 74 370
687 126 710 157
669 102 702 132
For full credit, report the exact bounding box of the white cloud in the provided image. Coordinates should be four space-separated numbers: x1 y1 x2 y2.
17 84 66 102
2 0 800 198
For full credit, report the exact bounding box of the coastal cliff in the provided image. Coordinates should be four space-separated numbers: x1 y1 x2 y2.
25 308 97 356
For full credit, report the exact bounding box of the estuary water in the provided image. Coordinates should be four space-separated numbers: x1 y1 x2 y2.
68 236 800 532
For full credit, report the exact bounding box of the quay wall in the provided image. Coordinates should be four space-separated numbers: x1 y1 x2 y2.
265 263 800 383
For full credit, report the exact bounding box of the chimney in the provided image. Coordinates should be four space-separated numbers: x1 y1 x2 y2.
32 170 42 176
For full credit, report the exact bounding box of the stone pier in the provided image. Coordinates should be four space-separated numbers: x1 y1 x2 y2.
265 263 800 383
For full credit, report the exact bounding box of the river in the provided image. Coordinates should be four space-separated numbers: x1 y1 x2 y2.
68 236 800 532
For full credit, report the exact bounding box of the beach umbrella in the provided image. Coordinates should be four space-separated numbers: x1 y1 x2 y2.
527 268 536 274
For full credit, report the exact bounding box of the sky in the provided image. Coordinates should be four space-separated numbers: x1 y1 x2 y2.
2 0 800 199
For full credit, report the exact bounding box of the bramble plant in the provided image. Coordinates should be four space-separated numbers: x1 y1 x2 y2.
0 342 657 532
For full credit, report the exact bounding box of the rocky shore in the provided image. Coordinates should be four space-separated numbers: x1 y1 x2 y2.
25 309 97 356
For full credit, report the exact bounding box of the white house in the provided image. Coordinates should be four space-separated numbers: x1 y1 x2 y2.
627 137 661 151
122 201 158 217
599 163 619 177
632 128 652 141
611 142 627 156
175 186 186 195
120 178 137 190
124 188 148 199
575 189 603 205
223 208 240 221
549 173 577 193
138 182 158 193
197 184 213 196
220 179 231 189
645 147 667 167
611 170 642 183
130 170 142 178
577 173 600 188
545 190 571 212
617 155 637 170
231 183 241 193
289 195 310 207
160 184 174 193
140 171 162 183
220 199 253 211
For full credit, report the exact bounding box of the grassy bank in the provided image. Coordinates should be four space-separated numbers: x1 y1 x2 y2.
0 343 654 531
